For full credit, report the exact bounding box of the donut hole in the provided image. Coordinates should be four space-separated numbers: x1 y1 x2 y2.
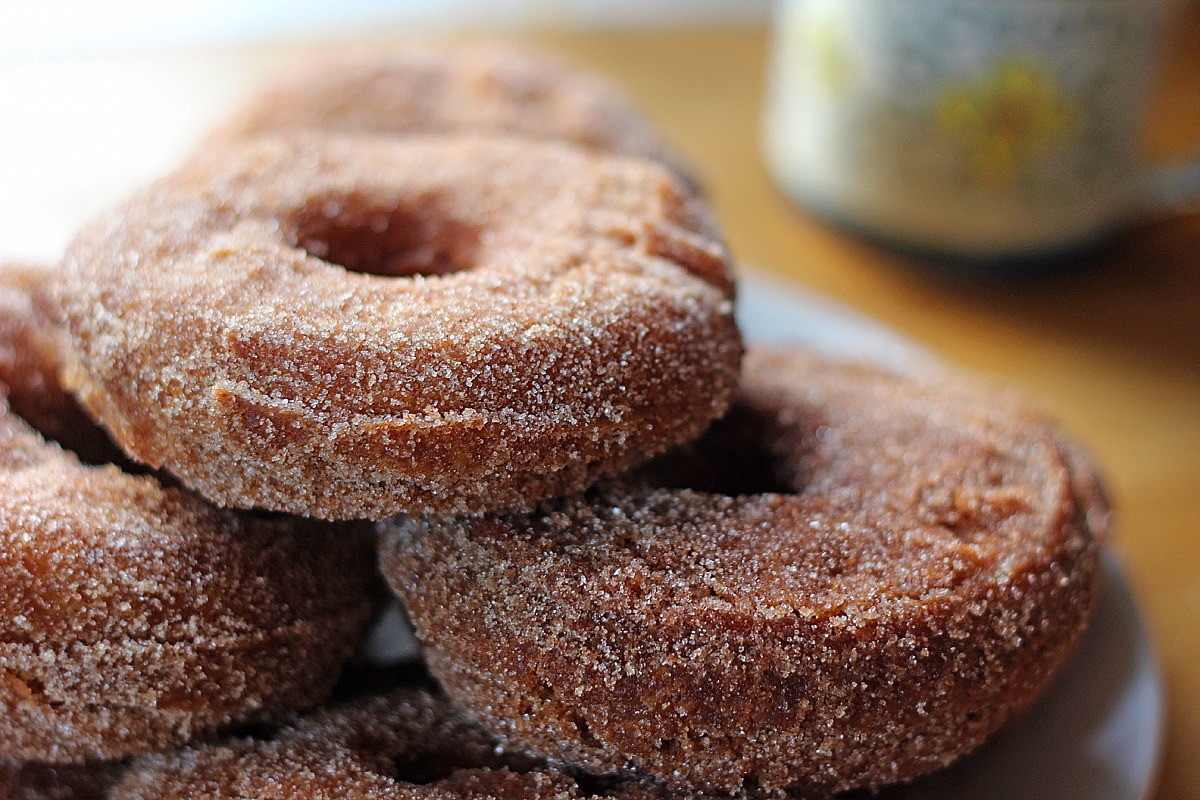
289 193 482 277
354 732 541 787
368 747 471 786
637 405 802 497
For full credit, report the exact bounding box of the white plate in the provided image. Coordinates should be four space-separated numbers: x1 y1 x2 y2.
737 270 1165 800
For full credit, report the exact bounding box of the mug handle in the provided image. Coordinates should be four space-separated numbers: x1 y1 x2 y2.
1142 156 1200 214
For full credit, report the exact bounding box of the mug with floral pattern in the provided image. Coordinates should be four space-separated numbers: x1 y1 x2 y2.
764 0 1200 262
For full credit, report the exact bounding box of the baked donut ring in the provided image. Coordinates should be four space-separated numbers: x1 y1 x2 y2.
113 688 666 800
209 41 696 186
58 134 740 520
0 267 381 763
380 347 1106 796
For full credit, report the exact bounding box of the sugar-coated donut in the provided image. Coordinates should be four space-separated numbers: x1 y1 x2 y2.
112 688 668 800
0 267 381 763
58 134 740 520
380 347 1106 796
0 264 120 466
209 41 696 186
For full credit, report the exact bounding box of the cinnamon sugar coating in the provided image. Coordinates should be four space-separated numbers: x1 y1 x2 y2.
0 269 381 763
0 264 120 465
58 134 740 520
381 347 1106 796
113 688 668 800
208 42 696 187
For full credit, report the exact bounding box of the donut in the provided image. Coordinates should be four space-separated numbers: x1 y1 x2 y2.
57 133 740 520
209 41 696 187
380 346 1106 796
112 688 668 800
0 263 120 465
0 268 382 763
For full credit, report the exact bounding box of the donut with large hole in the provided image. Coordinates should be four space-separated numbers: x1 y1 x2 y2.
57 134 740 520
380 346 1105 796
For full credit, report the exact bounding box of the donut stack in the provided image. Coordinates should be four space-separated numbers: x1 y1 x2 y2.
1 43 1105 799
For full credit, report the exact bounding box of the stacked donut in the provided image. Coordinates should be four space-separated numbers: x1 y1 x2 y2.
2 42 1105 800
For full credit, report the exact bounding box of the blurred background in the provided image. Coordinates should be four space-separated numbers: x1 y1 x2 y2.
3 0 772 57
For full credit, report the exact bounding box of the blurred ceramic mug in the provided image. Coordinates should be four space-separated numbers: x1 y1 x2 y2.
763 0 1200 264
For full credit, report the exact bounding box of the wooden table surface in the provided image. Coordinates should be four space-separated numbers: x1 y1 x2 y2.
1 6 1197 798
537 12 1197 799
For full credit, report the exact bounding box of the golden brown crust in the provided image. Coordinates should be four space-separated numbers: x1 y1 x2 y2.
112 689 667 800
209 42 697 187
0 268 381 763
57 134 740 520
380 347 1105 796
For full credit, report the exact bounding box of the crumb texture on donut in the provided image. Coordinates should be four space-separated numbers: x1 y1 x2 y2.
0 267 381 763
381 347 1105 796
112 689 667 800
58 134 740 519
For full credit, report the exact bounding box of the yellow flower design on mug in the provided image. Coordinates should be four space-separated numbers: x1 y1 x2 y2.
936 60 1074 187
811 19 854 94
786 15 854 95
